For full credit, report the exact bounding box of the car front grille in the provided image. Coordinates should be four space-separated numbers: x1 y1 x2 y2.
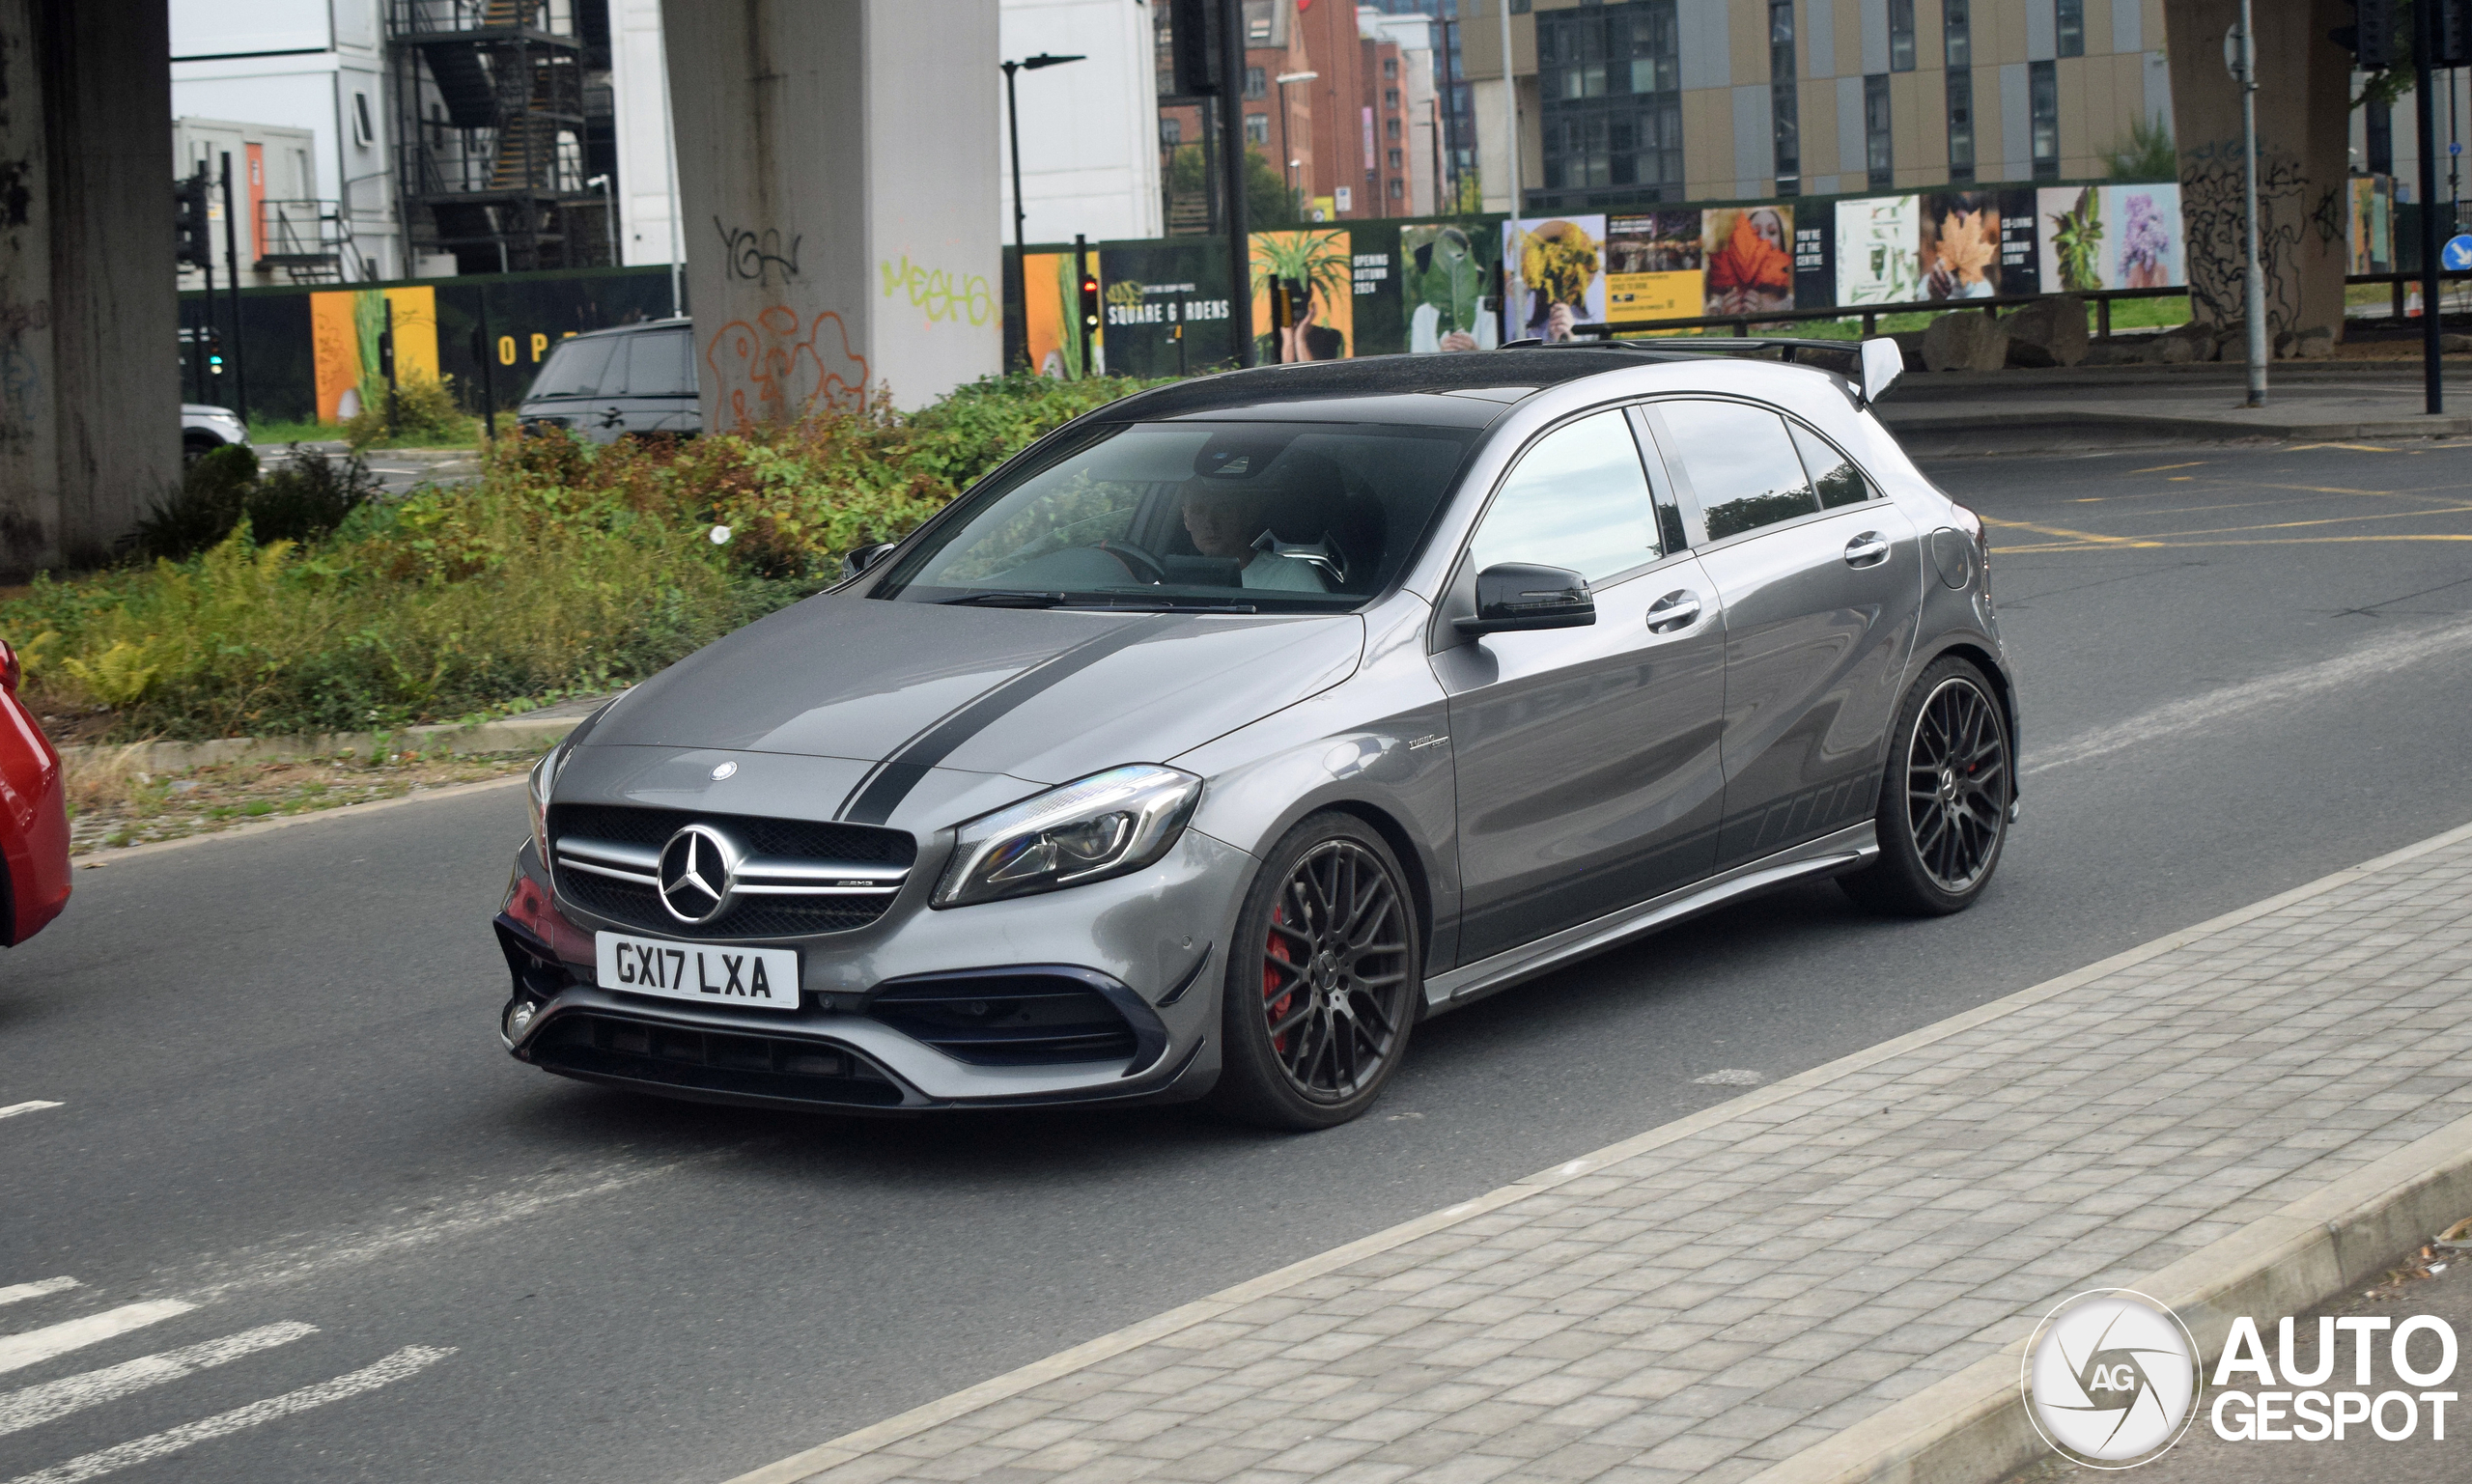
548 803 914 940
867 971 1139 1066
528 1011 907 1107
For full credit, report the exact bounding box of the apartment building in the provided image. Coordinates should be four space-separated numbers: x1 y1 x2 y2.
1459 0 2175 213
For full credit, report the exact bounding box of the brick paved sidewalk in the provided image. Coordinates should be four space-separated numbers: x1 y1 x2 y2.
746 823 2472 1484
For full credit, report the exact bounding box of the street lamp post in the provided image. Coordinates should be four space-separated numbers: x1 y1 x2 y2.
1002 51 1085 373
2230 3 2266 407
1275 70 1317 221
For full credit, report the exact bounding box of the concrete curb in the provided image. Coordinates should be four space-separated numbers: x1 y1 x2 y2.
719 818 2472 1484
70 774 528 868
57 709 592 775
1876 406 2472 443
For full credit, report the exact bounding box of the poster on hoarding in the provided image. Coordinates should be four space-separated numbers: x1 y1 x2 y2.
1250 230 1354 362
1792 215 1835 308
1400 221 1503 351
1604 210 1703 325
1836 195 1922 306
1097 242 1235 378
1918 191 2004 300
311 285 438 421
1020 251 1095 378
2351 176 2394 275
2037 184 2185 294
1503 214 1608 340
1703 206 1794 317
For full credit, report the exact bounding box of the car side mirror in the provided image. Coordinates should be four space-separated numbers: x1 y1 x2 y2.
1454 563 1595 637
840 541 898 581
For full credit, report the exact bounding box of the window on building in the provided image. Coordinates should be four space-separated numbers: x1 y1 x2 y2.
1889 0 1915 71
1944 0 1970 67
1387 117 1401 140
2057 0 2085 58
2029 59 2059 179
1770 0 1798 193
1389 177 1405 199
1244 67 1265 99
1864 73 1893 189
1389 147 1403 168
1245 111 1270 146
1246 12 1271 42
1385 88 1399 110
1945 70 1974 182
1384 57 1398 80
1161 116 1182 146
1534 0 1684 208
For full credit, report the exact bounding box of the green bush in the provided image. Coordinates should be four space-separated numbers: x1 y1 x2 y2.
343 371 473 450
129 445 379 561
10 372 1160 740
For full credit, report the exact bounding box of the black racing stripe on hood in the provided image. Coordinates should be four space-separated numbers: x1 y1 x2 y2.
836 617 1170 826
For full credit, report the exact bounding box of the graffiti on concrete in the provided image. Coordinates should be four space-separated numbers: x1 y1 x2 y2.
716 219 802 287
2179 139 2339 333
0 297 48 448
878 253 995 327
703 307 868 430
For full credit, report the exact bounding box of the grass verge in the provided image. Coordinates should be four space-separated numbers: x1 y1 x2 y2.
67 746 536 854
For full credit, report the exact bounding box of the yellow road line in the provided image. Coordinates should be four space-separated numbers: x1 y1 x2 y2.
2288 442 2398 452
1978 517 2165 547
2128 461 2208 472
1995 533 2472 554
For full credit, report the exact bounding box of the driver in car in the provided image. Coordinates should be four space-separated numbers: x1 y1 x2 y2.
1179 457 1341 592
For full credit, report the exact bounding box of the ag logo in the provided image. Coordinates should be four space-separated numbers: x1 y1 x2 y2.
2022 1289 2199 1468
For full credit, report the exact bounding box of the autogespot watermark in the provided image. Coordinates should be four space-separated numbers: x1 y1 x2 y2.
2021 1289 2462 1468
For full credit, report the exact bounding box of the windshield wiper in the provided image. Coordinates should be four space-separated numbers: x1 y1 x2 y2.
937 590 1067 607
1057 599 1259 613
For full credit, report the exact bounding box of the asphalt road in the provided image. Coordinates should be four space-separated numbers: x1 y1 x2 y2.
5 440 2472 1484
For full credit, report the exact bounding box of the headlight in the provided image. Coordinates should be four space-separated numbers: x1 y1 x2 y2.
934 765 1202 908
527 746 561 861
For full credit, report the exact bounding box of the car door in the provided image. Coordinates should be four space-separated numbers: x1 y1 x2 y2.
1641 399 1923 869
612 327 698 436
520 333 620 440
1432 407 1728 966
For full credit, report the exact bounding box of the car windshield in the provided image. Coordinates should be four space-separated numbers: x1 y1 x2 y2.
868 420 1478 611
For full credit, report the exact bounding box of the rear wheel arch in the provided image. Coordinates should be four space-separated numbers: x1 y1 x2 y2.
1913 638 2017 768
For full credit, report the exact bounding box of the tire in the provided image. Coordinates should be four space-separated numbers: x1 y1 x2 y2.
182 434 219 466
1840 656 2012 917
1208 812 1422 1130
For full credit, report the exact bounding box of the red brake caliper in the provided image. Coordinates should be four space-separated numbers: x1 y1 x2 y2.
1265 903 1294 1054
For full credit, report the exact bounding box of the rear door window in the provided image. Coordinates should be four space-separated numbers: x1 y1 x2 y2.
621 330 695 397
1652 401 1819 542
1788 422 1874 509
528 336 618 399
1466 410 1659 584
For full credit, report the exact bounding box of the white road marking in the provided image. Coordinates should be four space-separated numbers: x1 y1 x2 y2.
0 1103 61 1121
2025 614 2472 778
0 1280 77 1308
0 1323 316 1438
0 1303 196 1377
0 1345 454 1484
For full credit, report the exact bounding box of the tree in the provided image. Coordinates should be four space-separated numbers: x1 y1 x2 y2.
1166 145 1302 229
2101 116 2177 181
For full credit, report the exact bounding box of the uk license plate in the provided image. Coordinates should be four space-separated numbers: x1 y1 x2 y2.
594 932 801 1012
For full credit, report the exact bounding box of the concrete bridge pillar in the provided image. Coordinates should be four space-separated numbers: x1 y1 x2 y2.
662 0 1001 425
2163 0 2355 340
0 0 180 574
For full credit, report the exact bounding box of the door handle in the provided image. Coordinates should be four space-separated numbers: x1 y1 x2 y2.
1644 590 1701 632
1843 532 1890 568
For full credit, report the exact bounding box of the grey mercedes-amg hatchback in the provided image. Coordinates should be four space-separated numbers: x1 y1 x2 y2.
493 341 2016 1129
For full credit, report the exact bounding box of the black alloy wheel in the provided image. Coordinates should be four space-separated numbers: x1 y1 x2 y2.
1212 813 1420 1129
1842 657 2011 916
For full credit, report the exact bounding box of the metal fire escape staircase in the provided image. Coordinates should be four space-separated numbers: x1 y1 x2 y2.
389 0 601 272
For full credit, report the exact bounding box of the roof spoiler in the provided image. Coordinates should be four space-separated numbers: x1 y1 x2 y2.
1545 333 1906 407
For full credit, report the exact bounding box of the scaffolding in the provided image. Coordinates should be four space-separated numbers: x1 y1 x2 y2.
388 0 611 273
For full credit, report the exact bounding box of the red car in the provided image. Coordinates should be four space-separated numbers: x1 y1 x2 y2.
0 639 70 943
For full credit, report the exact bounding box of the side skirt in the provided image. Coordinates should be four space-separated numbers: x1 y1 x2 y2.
1422 822 1879 1016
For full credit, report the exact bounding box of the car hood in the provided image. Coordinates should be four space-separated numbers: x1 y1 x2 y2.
583 595 1365 787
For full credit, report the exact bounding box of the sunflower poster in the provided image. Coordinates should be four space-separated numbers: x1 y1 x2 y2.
1702 206 1793 317
1604 211 1701 325
1250 230 1353 362
1835 195 1922 306
1503 216 1607 341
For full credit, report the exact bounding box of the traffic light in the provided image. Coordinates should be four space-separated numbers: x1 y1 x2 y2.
175 174 212 267
1078 264 1102 354
205 327 224 377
